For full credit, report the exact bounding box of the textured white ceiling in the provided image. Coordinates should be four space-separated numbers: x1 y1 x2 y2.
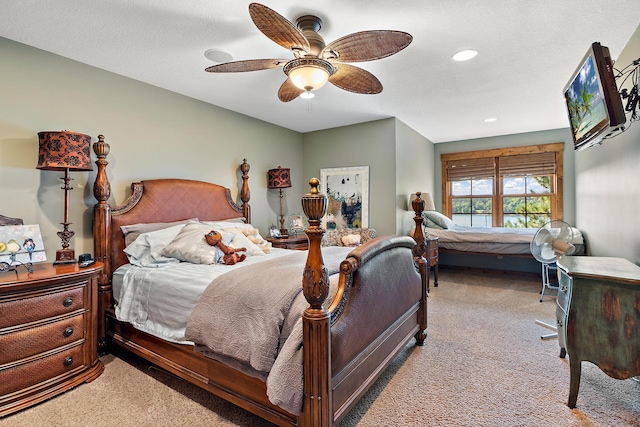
1 1 638 143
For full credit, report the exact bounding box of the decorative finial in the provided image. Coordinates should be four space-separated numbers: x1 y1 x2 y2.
308 177 320 195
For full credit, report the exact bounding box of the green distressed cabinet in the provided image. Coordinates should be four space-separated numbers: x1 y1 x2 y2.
556 256 640 409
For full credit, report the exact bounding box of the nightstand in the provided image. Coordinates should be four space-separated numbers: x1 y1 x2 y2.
0 262 104 417
267 234 309 250
426 236 439 287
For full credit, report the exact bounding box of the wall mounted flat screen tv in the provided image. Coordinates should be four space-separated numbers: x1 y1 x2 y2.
563 42 626 151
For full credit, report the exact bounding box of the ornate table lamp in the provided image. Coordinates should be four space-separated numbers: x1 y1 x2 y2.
37 131 93 264
267 166 292 238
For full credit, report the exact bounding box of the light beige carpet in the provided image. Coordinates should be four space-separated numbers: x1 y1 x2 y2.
2 270 638 426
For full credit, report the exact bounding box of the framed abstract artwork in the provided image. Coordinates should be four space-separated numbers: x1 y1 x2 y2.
319 166 369 229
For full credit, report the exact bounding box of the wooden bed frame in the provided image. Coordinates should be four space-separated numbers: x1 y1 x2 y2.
91 135 429 427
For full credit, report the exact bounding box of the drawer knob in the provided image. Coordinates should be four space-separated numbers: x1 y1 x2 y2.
63 297 73 307
63 327 74 338
63 356 73 366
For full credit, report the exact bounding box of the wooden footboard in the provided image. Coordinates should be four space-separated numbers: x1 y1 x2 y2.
300 180 428 426
92 137 428 427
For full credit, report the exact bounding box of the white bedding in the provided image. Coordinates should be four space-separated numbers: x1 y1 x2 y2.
113 245 350 415
113 247 295 344
425 225 584 254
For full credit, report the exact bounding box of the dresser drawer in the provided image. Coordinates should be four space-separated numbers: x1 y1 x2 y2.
0 343 84 396
0 285 85 329
0 314 85 365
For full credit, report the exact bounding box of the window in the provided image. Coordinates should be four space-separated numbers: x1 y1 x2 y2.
441 143 564 228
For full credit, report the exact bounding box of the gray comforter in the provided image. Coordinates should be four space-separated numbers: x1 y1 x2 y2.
185 246 350 414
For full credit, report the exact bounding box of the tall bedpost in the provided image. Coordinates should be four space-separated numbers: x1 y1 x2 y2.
240 159 251 223
92 134 112 350
411 192 429 346
301 178 332 427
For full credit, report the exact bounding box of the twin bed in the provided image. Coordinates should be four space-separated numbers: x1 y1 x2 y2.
91 136 429 427
419 210 585 275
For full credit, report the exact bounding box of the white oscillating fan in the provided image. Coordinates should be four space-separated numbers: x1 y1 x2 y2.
531 220 576 341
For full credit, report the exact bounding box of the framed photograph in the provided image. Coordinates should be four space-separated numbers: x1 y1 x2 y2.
320 166 369 229
289 214 306 234
269 226 282 238
0 224 47 266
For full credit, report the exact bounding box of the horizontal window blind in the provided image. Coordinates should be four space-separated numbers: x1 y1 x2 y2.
499 152 556 176
446 157 495 181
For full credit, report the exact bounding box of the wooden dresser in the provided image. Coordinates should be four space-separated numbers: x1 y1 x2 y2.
266 234 309 250
556 256 640 408
0 262 104 417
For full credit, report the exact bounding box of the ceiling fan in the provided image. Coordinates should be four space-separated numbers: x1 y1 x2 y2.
205 3 413 102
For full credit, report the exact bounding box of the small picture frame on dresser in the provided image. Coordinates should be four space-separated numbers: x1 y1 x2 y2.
289 214 306 235
269 226 281 238
0 224 47 273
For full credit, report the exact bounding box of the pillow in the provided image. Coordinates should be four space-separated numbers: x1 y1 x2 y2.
341 234 361 247
423 216 445 230
322 228 377 246
121 218 198 247
209 217 246 224
222 227 265 256
161 221 235 264
241 227 272 254
123 223 187 267
200 220 253 229
423 211 456 229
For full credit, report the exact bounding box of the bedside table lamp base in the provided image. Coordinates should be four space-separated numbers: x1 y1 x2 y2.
268 166 292 239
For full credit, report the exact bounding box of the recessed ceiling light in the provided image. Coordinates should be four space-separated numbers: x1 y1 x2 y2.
204 49 234 63
452 49 478 62
484 117 498 123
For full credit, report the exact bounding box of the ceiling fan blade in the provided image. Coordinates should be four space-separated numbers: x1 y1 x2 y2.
205 59 289 73
322 30 412 62
329 63 383 94
249 3 310 54
278 78 304 102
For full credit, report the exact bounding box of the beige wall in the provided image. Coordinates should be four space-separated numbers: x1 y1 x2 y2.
0 37 303 262
574 24 640 263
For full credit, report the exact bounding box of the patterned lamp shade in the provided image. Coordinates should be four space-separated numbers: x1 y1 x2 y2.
37 131 93 171
267 166 292 189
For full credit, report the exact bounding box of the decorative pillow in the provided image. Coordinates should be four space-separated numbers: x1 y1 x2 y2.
222 227 266 256
322 228 377 247
322 230 343 247
423 211 455 229
123 223 187 267
242 227 272 254
161 221 235 264
121 218 198 247
341 234 361 247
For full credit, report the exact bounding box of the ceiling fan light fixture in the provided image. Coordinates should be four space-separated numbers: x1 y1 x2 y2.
300 90 315 99
284 58 335 92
